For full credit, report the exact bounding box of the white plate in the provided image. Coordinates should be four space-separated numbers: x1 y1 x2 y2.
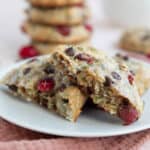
0 59 150 137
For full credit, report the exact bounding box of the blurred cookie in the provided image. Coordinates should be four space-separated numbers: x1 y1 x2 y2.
27 6 89 25
32 40 90 54
23 21 92 43
115 54 150 95
120 28 150 55
28 0 84 7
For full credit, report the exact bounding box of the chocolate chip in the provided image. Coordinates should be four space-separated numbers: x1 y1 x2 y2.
123 55 129 61
63 99 68 104
111 72 121 80
58 84 66 92
65 47 75 56
104 76 114 86
44 65 55 74
141 34 150 41
130 70 135 76
8 85 18 92
23 67 31 75
75 53 94 64
116 53 129 61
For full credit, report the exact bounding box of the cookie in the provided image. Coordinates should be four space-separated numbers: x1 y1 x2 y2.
50 46 143 125
27 6 89 25
32 40 90 54
28 0 84 7
23 21 92 43
0 55 86 122
114 54 150 96
120 28 150 55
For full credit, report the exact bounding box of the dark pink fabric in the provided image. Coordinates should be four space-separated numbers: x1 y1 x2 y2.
0 118 150 150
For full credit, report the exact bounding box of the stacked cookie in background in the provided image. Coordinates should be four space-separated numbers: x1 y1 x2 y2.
22 0 92 55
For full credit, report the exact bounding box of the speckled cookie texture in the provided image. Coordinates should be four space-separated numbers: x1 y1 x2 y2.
49 46 143 125
114 54 150 96
120 28 150 55
27 6 89 25
0 55 87 122
23 21 91 44
32 40 90 54
28 0 84 7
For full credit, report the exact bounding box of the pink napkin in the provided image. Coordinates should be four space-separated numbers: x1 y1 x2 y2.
0 118 150 150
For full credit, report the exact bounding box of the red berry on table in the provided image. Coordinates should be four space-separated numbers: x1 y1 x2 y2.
128 74 134 85
118 103 138 125
37 78 55 92
19 46 39 59
84 24 93 32
56 26 70 36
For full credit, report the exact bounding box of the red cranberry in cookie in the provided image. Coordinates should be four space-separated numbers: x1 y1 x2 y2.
37 78 55 92
118 102 139 125
84 24 93 32
56 26 70 36
75 53 94 64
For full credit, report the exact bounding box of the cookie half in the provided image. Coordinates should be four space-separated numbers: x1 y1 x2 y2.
28 0 84 7
23 21 92 43
27 6 89 25
120 28 150 55
0 55 87 122
32 40 90 54
50 46 143 125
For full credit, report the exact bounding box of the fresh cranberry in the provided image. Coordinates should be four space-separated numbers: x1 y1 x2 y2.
37 78 55 92
118 103 139 125
56 26 70 36
19 46 39 59
84 24 93 32
75 53 94 64
128 74 134 85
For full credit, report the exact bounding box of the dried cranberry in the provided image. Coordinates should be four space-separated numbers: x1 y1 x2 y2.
44 65 55 74
19 46 39 59
65 47 75 56
118 102 139 125
37 78 55 92
84 24 93 32
56 26 70 36
23 68 31 75
128 74 134 85
75 53 94 64
104 76 114 87
111 72 121 80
